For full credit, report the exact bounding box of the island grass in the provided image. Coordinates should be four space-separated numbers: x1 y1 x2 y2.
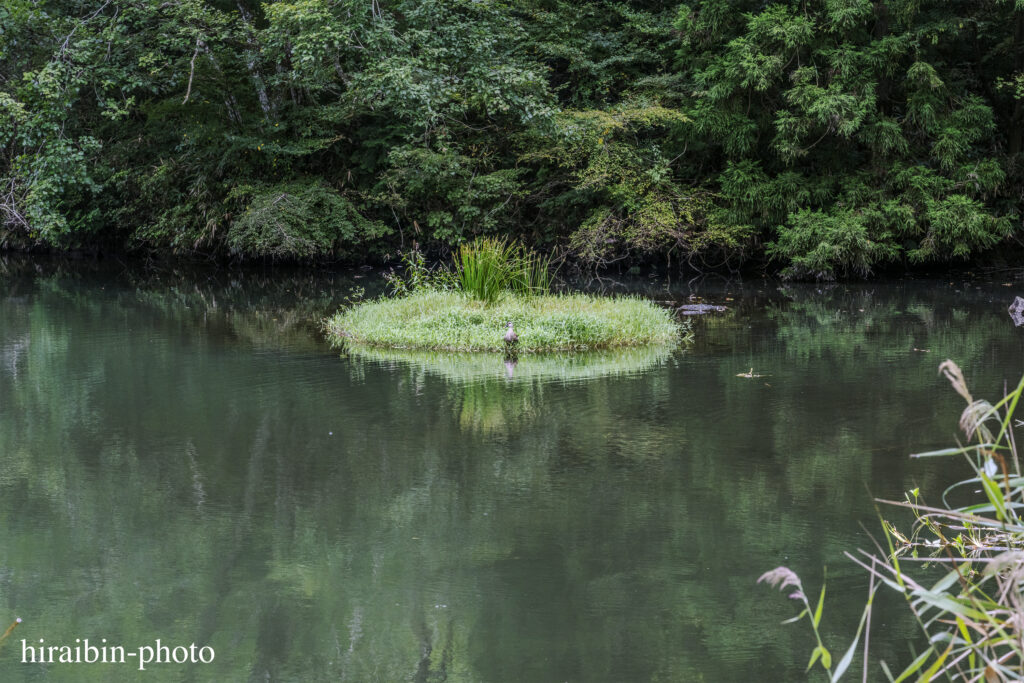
327 290 682 353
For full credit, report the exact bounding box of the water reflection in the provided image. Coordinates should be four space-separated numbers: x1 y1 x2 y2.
0 260 1023 680
345 344 676 384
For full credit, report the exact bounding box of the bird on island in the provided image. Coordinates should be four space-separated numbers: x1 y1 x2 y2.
503 321 519 360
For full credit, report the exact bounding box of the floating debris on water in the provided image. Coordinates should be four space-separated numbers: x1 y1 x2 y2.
0 618 22 646
1010 296 1024 327
678 303 728 315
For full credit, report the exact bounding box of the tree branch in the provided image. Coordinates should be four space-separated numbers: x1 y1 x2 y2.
182 38 202 104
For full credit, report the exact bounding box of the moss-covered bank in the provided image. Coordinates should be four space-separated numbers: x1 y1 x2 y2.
327 290 682 353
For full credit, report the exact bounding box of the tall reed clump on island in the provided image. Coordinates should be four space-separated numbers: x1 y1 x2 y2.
760 361 1024 682
454 237 554 304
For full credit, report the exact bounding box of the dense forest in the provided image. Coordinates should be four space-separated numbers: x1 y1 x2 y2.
3 0 1024 278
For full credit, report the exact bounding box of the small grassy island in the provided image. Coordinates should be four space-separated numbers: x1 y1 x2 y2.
327 239 683 353
329 289 680 352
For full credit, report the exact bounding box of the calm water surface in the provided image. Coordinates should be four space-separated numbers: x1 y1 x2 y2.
1 260 1023 681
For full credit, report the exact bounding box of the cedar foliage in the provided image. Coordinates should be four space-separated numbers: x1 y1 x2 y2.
2 0 1023 278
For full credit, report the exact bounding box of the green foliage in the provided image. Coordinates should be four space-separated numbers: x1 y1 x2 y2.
380 146 526 244
767 208 901 280
226 181 388 260
911 194 1012 262
674 0 1020 277
2 0 1024 274
383 250 456 298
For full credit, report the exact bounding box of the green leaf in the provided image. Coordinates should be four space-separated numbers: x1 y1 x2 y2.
928 568 963 595
914 643 952 682
892 648 933 683
833 584 878 680
955 616 975 673
807 645 823 672
781 608 808 625
979 471 1008 522
910 444 996 458
813 578 826 628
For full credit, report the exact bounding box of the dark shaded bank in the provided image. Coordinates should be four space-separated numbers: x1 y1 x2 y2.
7 239 1024 286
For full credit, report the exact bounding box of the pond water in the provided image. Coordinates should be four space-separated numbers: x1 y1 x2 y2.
1 259 1023 681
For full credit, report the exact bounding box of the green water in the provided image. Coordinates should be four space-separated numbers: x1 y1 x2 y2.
1 260 1023 681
